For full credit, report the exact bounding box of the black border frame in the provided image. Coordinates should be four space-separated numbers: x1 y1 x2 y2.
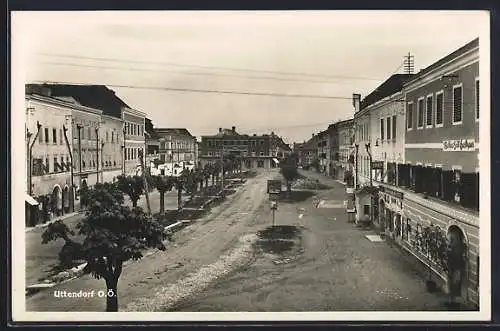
4 1 500 329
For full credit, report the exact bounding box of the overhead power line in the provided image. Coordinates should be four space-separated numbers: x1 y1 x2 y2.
35 53 383 82
37 61 362 85
30 80 353 100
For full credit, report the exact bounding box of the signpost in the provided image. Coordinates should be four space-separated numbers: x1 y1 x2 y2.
371 161 384 170
267 179 281 227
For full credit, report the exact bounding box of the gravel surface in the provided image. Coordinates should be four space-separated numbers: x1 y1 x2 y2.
25 170 280 312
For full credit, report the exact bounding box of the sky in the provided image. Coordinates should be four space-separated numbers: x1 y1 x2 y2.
13 10 487 144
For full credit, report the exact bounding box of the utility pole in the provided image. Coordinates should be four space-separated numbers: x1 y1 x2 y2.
63 124 75 212
122 125 126 175
138 149 151 215
404 52 415 74
76 124 83 186
95 127 100 184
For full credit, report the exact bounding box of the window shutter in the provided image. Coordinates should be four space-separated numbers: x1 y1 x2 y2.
453 86 463 123
436 93 443 125
426 96 433 126
380 119 384 140
392 115 397 139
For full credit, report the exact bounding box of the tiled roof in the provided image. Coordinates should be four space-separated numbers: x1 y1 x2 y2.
25 84 131 119
154 128 193 137
360 74 415 110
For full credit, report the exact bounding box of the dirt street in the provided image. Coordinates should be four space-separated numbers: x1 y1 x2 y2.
170 171 451 312
26 169 279 311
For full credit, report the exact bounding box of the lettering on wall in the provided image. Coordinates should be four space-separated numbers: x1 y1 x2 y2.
442 139 475 152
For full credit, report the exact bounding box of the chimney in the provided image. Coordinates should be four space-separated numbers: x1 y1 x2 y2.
219 128 222 133
271 131 274 136
312 133 315 137
232 126 236 133
352 93 361 112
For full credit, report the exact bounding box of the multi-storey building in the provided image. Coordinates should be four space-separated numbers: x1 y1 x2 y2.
326 123 338 178
155 128 196 165
199 127 280 169
353 97 372 189
122 108 146 176
293 135 317 168
335 118 355 183
392 38 480 307
316 130 329 174
99 114 124 183
25 92 75 224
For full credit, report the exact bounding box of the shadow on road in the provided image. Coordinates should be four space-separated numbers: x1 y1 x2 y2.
256 225 302 255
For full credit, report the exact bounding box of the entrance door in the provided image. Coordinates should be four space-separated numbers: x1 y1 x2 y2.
448 226 467 302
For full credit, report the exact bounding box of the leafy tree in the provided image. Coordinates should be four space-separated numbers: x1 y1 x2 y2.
203 163 212 189
195 168 204 191
212 161 222 186
310 157 320 172
185 170 198 199
280 155 299 197
116 175 144 207
174 169 191 210
42 184 167 312
152 175 175 214
42 220 84 268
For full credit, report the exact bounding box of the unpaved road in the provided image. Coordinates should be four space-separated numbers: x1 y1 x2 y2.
25 189 190 286
169 171 454 312
26 169 280 312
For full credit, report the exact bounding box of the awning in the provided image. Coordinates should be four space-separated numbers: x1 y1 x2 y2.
272 158 280 164
25 194 39 206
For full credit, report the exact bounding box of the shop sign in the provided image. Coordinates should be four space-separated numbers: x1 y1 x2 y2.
442 139 475 152
371 161 384 170
267 179 282 194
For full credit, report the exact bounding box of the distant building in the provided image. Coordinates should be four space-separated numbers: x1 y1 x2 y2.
199 126 284 169
155 128 196 166
332 118 355 182
293 134 318 167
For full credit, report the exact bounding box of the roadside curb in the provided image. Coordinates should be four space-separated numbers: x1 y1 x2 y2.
25 212 81 233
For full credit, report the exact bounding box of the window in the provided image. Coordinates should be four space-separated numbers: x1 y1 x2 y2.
59 129 63 145
46 158 50 173
417 98 424 128
81 126 85 139
44 128 49 143
386 117 391 140
392 115 397 139
52 128 56 143
88 127 91 140
436 92 444 126
39 127 43 143
54 157 58 172
112 131 114 143
60 156 65 171
453 85 463 124
106 131 109 142
476 79 480 120
380 119 384 140
426 95 433 127
363 204 370 215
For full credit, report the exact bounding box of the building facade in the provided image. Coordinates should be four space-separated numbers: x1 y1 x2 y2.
293 135 317 168
199 127 280 170
25 94 75 222
123 108 146 176
155 128 196 165
394 38 480 306
316 130 329 174
99 115 124 183
335 118 355 183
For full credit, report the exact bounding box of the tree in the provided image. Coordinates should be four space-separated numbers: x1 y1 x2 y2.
174 169 191 210
212 161 222 186
185 170 198 199
417 224 460 306
203 164 212 189
310 157 320 172
280 155 299 197
195 168 204 192
116 175 144 207
42 184 167 311
42 220 84 268
152 175 175 214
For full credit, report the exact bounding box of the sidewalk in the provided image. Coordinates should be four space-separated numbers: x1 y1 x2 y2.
25 212 80 233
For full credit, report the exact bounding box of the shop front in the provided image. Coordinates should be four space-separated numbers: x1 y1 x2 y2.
378 185 404 240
